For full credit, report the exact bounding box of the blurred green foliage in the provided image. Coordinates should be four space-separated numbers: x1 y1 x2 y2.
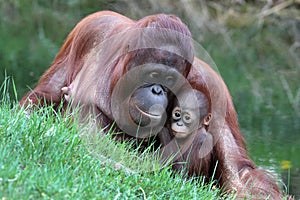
0 0 115 97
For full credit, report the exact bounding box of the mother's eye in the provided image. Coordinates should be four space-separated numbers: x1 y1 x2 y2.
149 71 159 79
166 75 174 86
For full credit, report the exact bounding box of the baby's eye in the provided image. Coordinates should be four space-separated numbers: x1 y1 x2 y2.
183 113 192 124
172 107 181 120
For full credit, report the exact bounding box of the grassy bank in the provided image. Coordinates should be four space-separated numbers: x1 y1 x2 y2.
0 83 226 199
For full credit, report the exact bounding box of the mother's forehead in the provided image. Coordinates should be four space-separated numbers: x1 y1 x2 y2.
176 89 207 102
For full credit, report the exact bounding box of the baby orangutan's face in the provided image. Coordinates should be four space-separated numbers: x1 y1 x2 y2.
171 106 198 139
171 105 212 139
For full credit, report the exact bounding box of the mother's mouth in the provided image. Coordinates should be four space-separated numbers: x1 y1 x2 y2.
135 105 162 119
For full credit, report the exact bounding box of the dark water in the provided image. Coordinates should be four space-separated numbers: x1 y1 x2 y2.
244 128 300 199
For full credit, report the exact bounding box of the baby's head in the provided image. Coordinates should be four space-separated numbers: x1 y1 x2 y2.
171 89 212 139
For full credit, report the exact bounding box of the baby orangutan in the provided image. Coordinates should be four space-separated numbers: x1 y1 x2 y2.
159 89 213 177
171 97 212 140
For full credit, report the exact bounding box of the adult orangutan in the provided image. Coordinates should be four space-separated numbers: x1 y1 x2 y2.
20 11 287 199
20 11 194 137
159 58 286 199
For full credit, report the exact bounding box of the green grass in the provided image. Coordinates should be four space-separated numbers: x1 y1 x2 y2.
0 81 227 199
